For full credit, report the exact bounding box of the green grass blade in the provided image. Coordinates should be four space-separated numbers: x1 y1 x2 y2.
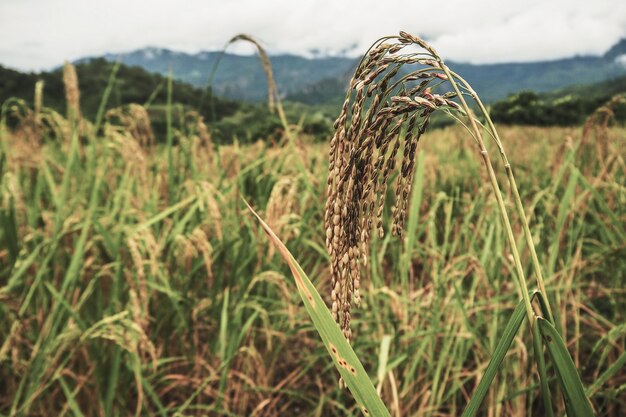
585 350 626 397
535 291 555 325
547 168 578 276
0 193 18 268
461 297 527 417
246 200 391 417
401 150 425 289
166 69 174 202
141 377 168 417
58 377 85 417
537 317 595 417
93 61 120 135
215 288 230 412
103 347 121 417
532 317 555 417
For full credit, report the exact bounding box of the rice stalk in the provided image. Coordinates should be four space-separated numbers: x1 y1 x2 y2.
325 32 464 340
62 62 81 125
34 80 44 124
324 31 555 342
265 177 299 258
209 34 295 145
229 34 278 114
581 93 626 169
106 104 155 148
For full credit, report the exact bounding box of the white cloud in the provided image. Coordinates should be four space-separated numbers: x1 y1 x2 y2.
0 0 625 70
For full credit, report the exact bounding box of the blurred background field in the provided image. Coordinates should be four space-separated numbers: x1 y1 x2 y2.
1 80 624 415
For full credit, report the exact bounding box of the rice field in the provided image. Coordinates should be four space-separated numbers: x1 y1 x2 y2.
1 34 625 417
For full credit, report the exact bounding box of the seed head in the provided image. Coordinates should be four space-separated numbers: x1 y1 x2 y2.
325 32 460 343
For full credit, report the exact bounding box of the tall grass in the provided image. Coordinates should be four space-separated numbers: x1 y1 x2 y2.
0 34 624 417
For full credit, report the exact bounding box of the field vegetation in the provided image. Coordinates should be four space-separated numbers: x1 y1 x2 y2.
1 33 625 417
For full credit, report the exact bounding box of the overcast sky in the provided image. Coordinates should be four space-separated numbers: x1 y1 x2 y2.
1 0 626 71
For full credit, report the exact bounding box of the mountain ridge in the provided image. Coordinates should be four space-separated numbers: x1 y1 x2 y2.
17 37 626 105
83 39 626 104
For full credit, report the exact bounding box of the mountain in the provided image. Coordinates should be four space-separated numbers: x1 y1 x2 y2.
82 39 626 105
443 53 626 103
87 48 357 103
288 41 626 105
603 38 626 61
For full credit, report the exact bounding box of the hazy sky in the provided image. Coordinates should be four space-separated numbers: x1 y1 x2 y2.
1 0 626 70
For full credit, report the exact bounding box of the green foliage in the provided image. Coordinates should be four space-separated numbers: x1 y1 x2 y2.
490 85 626 126
1 122 623 415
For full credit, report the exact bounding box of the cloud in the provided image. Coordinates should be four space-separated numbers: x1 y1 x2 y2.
0 0 625 70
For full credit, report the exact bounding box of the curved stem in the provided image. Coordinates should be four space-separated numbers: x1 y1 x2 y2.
448 70 554 323
438 63 536 326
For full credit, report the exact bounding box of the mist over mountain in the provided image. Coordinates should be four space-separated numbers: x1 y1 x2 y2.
79 38 626 105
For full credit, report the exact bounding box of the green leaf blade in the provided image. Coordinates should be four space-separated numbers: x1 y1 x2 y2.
246 200 391 417
538 317 595 417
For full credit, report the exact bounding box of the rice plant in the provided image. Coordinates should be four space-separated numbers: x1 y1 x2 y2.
0 31 624 417
253 31 616 416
